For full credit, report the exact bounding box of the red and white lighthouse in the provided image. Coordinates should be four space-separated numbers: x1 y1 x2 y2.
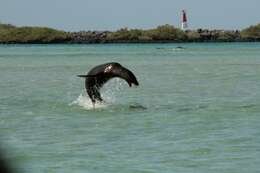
181 10 188 30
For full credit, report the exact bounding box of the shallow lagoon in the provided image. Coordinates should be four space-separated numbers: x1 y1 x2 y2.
0 43 260 172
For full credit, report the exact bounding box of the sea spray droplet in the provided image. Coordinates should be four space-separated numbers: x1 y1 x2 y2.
102 78 126 103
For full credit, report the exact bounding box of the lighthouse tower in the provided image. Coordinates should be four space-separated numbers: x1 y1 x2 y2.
181 10 188 30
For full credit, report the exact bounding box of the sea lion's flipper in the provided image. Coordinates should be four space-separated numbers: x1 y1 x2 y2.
110 66 139 87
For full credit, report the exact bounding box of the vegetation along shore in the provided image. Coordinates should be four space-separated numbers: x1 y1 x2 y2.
0 23 259 44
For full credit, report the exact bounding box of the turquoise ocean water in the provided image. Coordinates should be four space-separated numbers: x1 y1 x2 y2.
0 43 260 172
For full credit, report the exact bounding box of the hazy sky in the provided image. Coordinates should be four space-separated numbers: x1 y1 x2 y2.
1 0 259 31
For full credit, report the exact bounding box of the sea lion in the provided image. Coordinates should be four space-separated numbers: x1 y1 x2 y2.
78 62 139 107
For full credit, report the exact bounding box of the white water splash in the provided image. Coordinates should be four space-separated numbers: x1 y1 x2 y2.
70 93 108 110
102 78 126 102
71 78 127 110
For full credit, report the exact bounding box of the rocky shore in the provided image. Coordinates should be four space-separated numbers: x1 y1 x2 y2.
67 29 246 43
67 31 109 43
0 23 260 44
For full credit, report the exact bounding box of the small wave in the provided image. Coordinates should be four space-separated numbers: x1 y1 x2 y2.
156 47 186 51
129 103 147 110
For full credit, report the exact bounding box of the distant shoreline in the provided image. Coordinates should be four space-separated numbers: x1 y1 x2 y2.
0 23 259 44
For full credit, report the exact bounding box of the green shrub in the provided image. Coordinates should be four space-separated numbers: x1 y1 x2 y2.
0 24 70 43
241 23 260 40
145 24 186 41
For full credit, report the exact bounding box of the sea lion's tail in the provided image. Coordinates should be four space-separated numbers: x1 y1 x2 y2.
77 75 97 78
